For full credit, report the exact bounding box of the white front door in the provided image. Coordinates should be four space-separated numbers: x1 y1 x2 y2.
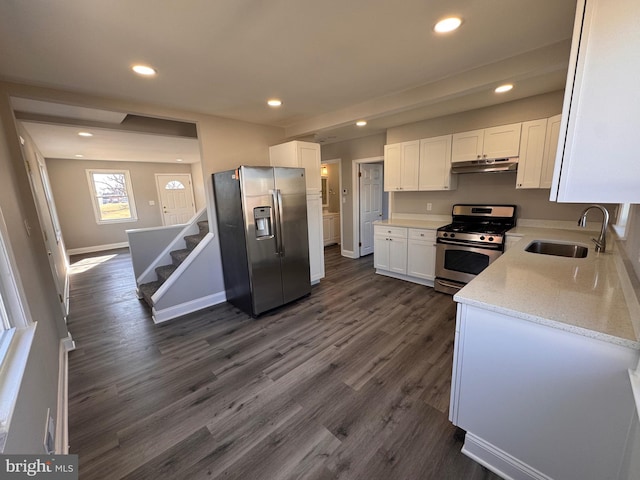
359 163 383 256
155 174 196 225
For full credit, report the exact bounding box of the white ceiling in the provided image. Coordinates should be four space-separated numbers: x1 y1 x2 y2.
0 0 577 159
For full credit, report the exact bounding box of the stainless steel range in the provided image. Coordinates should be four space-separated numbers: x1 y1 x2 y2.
434 204 517 294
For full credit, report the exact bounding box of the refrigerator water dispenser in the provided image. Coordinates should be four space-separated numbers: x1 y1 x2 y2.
254 207 273 238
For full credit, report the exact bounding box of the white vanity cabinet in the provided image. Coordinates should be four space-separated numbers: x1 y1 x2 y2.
407 229 436 281
383 140 420 191
374 224 436 286
450 303 639 480
270 140 325 283
322 212 340 246
551 0 640 202
452 123 522 163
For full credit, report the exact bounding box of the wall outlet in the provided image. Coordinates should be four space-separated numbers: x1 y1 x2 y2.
427 203 433 211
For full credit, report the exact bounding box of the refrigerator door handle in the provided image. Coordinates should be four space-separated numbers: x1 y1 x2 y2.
272 189 283 256
276 189 285 256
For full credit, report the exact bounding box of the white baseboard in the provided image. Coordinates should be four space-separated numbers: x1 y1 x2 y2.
56 334 75 455
152 292 226 324
462 432 552 480
67 242 129 256
375 269 434 288
341 249 357 259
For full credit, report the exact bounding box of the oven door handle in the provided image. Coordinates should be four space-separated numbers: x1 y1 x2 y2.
437 238 502 250
436 279 465 290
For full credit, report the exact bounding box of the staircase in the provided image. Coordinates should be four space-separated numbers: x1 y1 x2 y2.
138 220 209 308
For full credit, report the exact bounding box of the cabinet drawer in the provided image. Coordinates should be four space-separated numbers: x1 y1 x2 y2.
408 228 436 241
374 225 407 238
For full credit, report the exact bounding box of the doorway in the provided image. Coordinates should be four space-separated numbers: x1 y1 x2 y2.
352 157 388 259
155 173 197 225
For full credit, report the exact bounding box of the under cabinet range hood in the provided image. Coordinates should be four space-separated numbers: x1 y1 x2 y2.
451 157 518 174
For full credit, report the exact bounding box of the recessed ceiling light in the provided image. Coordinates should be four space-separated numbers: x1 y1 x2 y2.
78 132 93 137
356 120 367 127
495 84 514 93
75 154 84 158
434 17 462 33
176 158 183 162
132 65 157 76
267 99 282 107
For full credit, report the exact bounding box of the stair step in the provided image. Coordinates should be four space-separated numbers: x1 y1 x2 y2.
155 264 177 283
198 220 209 234
170 249 191 267
139 280 162 307
184 233 206 251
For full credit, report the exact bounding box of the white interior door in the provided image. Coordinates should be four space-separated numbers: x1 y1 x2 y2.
359 163 383 256
156 173 196 225
25 150 68 316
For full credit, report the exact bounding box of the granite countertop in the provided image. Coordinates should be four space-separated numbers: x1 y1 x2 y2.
454 228 640 349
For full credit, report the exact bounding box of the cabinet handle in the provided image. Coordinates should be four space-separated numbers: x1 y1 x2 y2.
483 154 487 158
444 186 448 189
477 154 481 159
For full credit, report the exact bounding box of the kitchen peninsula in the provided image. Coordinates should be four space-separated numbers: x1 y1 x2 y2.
450 228 640 480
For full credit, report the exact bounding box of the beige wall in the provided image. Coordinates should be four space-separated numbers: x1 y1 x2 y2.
190 162 206 211
0 87 69 453
46 158 194 250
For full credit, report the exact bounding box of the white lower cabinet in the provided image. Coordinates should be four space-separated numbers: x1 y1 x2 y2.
407 229 436 281
450 303 639 480
374 225 436 286
374 225 407 274
322 212 340 246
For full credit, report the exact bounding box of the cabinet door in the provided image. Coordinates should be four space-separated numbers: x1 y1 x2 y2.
297 142 321 191
388 237 408 274
516 119 548 189
540 114 562 189
400 140 420 190
483 123 522 159
322 216 331 244
383 143 402 191
452 129 484 162
551 0 639 202
419 135 456 191
307 193 325 282
407 230 436 280
374 235 390 270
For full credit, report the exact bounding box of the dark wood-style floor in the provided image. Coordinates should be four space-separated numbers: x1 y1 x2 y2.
67 245 500 479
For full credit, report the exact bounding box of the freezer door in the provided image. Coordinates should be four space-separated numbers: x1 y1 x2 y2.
240 166 284 315
274 167 311 303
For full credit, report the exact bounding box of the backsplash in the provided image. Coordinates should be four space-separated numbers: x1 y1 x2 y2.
392 172 618 222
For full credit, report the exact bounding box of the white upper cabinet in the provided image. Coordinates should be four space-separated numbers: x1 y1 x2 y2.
452 123 521 162
516 119 548 189
551 0 640 202
419 135 457 191
269 140 321 192
540 114 562 189
383 140 419 191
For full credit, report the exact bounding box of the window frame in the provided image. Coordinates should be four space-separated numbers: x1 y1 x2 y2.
86 168 138 225
0 206 36 452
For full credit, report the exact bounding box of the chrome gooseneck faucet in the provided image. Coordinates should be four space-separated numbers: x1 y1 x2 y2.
578 205 610 253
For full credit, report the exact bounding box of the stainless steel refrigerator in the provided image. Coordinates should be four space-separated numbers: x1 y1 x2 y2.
212 166 311 317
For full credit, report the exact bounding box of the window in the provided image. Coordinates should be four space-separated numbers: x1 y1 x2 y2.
165 180 185 190
86 169 138 224
0 206 35 452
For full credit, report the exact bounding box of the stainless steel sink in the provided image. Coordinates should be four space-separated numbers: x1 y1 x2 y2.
525 241 588 258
